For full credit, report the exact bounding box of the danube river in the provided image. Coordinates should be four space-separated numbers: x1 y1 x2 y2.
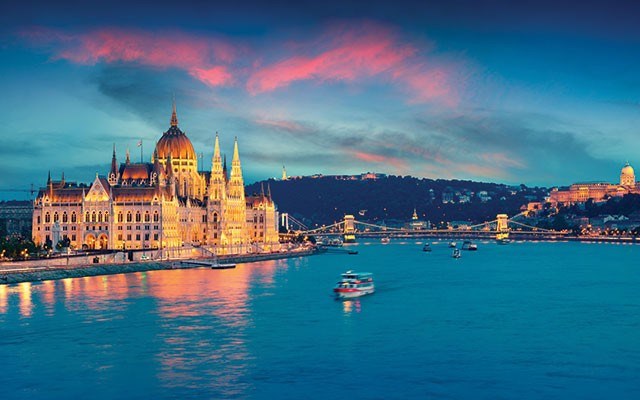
1 240 639 399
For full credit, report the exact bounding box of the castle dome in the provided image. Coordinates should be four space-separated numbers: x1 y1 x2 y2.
621 162 634 176
154 102 196 160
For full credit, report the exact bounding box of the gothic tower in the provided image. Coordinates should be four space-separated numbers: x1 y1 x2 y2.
207 133 227 246
224 137 249 248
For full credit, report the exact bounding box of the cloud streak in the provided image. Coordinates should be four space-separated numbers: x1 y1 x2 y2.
247 21 458 105
21 27 237 87
20 22 462 106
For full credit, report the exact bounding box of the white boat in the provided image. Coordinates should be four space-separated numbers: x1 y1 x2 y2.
449 242 457 248
333 271 375 299
462 241 478 251
452 248 461 259
381 237 390 244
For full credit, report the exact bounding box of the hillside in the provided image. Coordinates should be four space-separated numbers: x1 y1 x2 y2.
246 174 548 227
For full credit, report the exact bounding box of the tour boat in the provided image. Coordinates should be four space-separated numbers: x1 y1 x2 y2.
381 237 390 244
462 241 478 251
422 243 432 252
333 271 375 298
449 242 457 248
452 248 461 259
317 238 343 247
211 262 236 269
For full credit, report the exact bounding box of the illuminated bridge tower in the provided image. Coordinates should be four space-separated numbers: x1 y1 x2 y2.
343 214 356 243
496 213 510 241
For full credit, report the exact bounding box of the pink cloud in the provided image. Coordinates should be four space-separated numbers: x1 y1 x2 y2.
20 23 463 105
246 22 460 105
351 150 408 171
480 152 526 169
254 119 308 133
247 23 416 94
21 27 236 87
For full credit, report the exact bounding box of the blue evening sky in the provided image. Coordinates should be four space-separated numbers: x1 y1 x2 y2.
1 0 638 199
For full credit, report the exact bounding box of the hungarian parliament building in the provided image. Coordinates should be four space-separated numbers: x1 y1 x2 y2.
31 104 280 254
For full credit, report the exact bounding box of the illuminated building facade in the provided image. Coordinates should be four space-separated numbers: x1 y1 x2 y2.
549 162 639 204
32 104 280 254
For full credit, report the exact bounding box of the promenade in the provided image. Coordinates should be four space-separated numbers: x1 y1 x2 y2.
0 246 318 285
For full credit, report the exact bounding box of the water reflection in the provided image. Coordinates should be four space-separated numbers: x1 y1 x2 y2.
0 284 6 314
148 266 258 396
19 282 32 317
0 262 283 397
342 299 362 314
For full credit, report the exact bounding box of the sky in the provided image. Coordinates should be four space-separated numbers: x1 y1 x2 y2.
1 0 639 199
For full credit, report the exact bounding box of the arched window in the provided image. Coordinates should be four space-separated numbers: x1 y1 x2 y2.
144 212 150 222
135 212 141 222
62 212 68 223
45 212 50 223
98 212 103 223
105 212 109 222
91 212 96 223
71 212 76 223
153 211 159 222
37 215 41 224
118 212 123 223
259 215 264 223
126 212 132 222
85 212 90 222
53 212 59 222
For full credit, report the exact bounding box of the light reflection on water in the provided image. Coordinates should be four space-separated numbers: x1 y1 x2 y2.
1 242 640 399
0 261 286 399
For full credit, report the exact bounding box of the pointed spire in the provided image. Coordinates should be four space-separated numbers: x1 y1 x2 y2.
232 136 240 163
213 132 221 160
126 148 130 164
166 153 173 176
61 171 65 186
170 96 178 127
260 182 265 197
47 170 51 185
110 143 118 176
267 183 272 200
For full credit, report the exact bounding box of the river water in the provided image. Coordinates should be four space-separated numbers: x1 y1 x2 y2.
1 240 639 399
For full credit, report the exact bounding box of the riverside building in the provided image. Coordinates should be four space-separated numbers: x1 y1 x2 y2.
549 162 639 204
31 103 280 255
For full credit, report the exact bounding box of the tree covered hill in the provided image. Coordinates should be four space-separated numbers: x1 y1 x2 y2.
246 174 548 227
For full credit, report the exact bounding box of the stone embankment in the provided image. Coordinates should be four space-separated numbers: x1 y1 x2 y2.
0 248 317 285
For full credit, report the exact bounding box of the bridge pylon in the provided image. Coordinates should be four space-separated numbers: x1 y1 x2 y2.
496 213 510 241
343 215 356 243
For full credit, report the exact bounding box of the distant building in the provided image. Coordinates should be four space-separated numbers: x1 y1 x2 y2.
406 208 429 230
0 200 32 236
477 191 491 203
549 162 639 205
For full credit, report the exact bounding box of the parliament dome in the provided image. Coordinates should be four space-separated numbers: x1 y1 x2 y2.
154 103 197 160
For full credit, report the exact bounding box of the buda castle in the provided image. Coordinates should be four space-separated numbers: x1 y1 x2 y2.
32 103 280 254
549 162 639 204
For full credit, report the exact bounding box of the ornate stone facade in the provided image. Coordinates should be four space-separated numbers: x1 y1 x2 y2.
549 162 639 205
32 104 280 255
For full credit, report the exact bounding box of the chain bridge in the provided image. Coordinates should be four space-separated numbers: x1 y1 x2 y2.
282 212 567 241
